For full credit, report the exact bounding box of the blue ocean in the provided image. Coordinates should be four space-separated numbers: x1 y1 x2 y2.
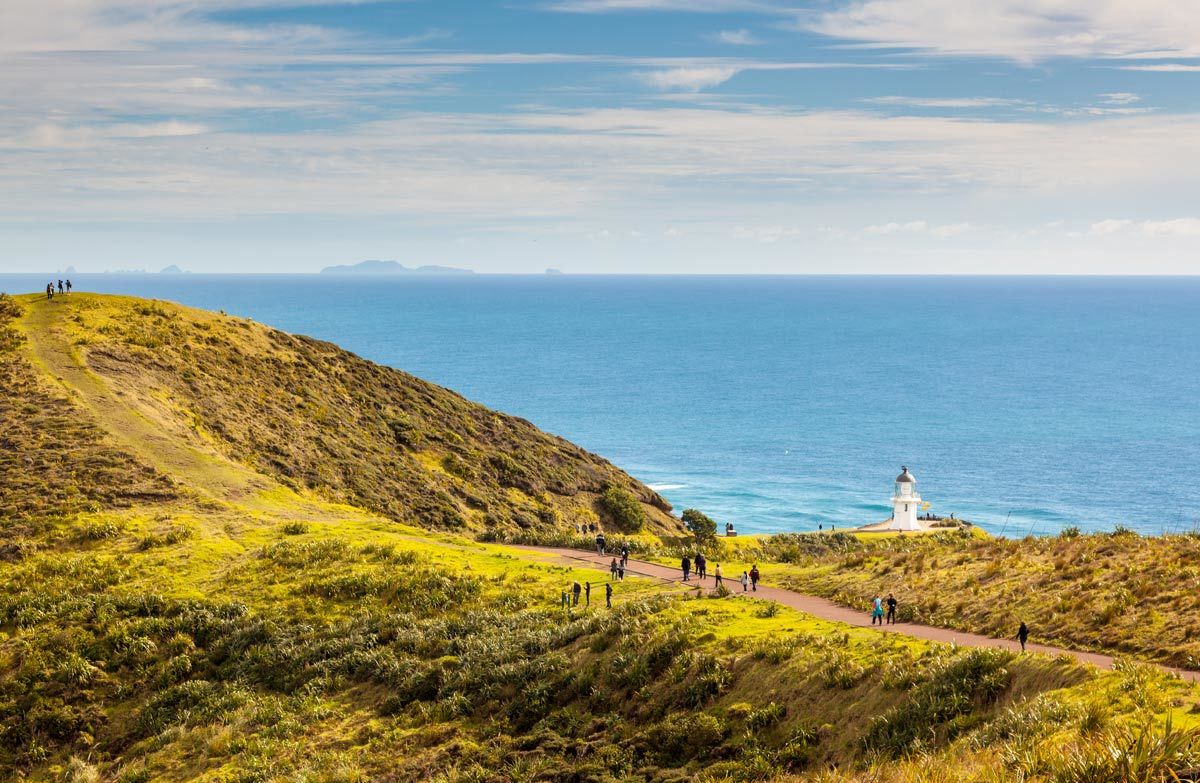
4 274 1199 537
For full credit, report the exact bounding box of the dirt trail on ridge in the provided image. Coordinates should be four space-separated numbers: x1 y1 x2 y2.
517 544 1200 683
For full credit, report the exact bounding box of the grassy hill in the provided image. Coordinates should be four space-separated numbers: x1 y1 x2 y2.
3 291 1200 783
11 293 680 539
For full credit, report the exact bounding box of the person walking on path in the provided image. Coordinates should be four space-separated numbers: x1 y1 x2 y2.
572 581 581 607
57 280 64 294
585 582 591 607
714 563 723 588
1017 621 1029 652
886 593 898 625
740 571 749 592
870 594 884 626
695 553 707 580
681 556 691 582
749 564 760 592
610 558 618 580
621 544 629 568
605 582 613 609
617 562 625 580
596 533 606 556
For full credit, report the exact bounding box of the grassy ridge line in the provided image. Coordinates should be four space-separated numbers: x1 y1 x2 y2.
14 293 684 539
0 294 178 529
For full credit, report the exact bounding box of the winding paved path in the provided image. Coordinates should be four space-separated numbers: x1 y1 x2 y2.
516 545 1200 683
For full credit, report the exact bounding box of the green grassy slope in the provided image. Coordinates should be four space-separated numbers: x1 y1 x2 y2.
4 292 1200 783
677 530 1200 670
14 293 681 539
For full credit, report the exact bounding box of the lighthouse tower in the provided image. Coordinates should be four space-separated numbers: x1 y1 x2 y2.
891 466 922 531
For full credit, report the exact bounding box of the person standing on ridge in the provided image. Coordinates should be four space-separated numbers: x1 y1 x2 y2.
572 581 581 607
681 555 691 582
66 279 73 293
886 593 898 625
750 564 760 592
714 563 723 588
740 570 749 592
870 594 884 626
605 582 613 609
57 280 63 294
585 582 591 607
1017 621 1029 652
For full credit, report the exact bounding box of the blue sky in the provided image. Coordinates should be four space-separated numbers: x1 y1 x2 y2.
3 0 1200 273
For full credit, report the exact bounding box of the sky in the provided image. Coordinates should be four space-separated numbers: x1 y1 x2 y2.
2 0 1200 274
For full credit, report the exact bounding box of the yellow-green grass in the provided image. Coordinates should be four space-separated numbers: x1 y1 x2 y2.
7 292 1200 783
12 292 683 538
654 527 1200 671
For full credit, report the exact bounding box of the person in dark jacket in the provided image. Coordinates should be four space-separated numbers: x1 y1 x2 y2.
585 582 591 607
681 556 691 582
1017 622 1029 652
749 564 760 592
886 593 898 625
696 553 707 580
605 582 613 608
572 581 581 606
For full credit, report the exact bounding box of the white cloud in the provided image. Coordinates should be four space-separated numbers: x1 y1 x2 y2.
638 66 741 91
636 59 912 91
545 0 784 12
1114 63 1200 72
1143 219 1200 237
864 221 971 237
807 0 1200 62
1089 219 1134 235
715 29 761 46
864 96 1022 108
1098 92 1141 105
733 225 804 243
7 107 1200 227
11 121 209 149
1091 218 1200 237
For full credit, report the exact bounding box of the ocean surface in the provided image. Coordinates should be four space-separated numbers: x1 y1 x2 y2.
4 273 1200 537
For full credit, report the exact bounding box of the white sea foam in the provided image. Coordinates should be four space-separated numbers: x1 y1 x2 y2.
648 483 687 491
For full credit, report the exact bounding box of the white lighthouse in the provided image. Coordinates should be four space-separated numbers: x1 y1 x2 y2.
891 466 922 531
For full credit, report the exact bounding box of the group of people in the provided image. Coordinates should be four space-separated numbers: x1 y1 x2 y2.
680 555 760 593
45 279 72 299
564 580 614 609
869 592 899 625
608 545 630 580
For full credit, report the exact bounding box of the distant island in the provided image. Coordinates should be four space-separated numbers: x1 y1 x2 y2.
319 260 474 276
